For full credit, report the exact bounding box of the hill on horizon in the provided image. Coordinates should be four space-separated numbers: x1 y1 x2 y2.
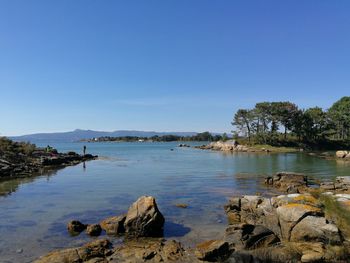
9 129 203 143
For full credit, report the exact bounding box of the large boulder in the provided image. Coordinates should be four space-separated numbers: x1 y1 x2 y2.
276 204 323 240
124 196 165 237
290 216 341 244
336 151 348 158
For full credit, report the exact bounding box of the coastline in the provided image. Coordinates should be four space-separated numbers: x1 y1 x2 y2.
2 140 350 262
35 172 350 263
194 140 301 153
0 142 98 181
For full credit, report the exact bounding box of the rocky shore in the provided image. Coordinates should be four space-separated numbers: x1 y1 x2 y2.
195 140 251 152
35 173 350 263
335 151 350 160
0 137 97 179
194 140 300 153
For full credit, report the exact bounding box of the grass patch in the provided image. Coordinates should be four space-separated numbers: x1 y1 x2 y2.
250 144 300 153
320 195 350 239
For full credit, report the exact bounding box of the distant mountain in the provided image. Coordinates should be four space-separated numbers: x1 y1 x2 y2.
10 129 199 143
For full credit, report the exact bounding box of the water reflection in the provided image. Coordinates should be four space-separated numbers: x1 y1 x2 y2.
0 169 59 197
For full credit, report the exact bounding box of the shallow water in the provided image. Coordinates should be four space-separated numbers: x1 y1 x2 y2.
1 142 350 262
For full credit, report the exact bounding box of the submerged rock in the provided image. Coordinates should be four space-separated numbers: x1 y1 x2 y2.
175 203 188 208
124 196 165 237
67 220 86 234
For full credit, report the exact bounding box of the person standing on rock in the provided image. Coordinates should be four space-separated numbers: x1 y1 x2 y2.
83 145 87 155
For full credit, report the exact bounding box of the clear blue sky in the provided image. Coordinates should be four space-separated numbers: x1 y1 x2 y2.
1 1 349 136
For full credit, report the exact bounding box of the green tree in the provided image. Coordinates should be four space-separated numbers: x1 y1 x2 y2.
328 97 350 140
276 102 299 139
304 107 328 140
254 102 272 143
222 133 228 142
232 109 254 142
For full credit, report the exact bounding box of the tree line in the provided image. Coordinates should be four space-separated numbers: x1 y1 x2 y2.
232 96 350 146
86 132 226 142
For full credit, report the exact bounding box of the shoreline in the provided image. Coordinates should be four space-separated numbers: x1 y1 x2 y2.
35 172 350 263
2 140 350 262
194 140 302 153
0 150 97 181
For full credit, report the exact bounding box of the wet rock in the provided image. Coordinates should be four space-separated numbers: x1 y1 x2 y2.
124 196 165 237
320 176 350 192
100 215 126 235
224 197 241 212
67 220 86 234
86 224 102 236
225 224 280 250
265 172 307 192
195 240 233 262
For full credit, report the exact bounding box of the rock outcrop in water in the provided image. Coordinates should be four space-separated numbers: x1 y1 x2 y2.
336 150 350 159
265 171 308 193
320 176 350 192
0 137 97 179
67 196 165 238
67 220 86 234
124 196 165 237
195 140 250 152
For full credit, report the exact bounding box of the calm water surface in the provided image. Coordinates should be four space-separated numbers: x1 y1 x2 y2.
1 142 350 262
